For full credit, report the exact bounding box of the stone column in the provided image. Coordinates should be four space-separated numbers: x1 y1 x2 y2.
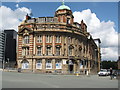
33 35 36 55
62 59 68 74
52 59 56 72
61 35 64 56
43 35 45 55
42 59 46 73
52 35 55 55
77 60 80 72
18 60 21 68
65 37 68 56
33 59 36 72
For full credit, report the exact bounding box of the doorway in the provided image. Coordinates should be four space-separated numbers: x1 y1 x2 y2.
69 65 73 73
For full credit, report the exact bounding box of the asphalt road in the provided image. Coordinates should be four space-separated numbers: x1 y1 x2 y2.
1 71 118 88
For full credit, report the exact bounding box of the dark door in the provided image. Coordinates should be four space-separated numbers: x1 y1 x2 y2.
69 65 73 72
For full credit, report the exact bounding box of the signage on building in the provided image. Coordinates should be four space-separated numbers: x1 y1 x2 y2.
63 59 66 64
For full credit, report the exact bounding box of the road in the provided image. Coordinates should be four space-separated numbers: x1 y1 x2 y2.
1 71 118 88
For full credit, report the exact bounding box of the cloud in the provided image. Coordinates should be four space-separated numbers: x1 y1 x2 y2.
0 6 118 61
15 4 19 8
73 9 118 61
0 6 31 31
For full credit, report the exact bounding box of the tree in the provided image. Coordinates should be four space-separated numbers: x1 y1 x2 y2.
101 61 118 69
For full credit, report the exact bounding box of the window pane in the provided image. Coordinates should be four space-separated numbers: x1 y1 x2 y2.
24 36 29 44
37 47 42 56
22 61 29 69
56 60 62 69
46 47 52 55
37 35 42 43
36 60 42 69
46 35 52 43
46 60 52 69
56 47 60 56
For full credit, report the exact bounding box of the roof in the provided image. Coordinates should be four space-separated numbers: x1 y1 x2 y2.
56 1 70 11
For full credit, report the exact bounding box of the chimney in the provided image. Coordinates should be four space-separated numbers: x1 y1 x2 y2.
81 20 87 32
26 14 31 20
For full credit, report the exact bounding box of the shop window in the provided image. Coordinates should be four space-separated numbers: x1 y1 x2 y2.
46 60 52 69
56 60 62 69
36 60 42 69
21 60 29 69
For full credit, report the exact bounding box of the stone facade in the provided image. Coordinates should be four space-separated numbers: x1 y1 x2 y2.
17 3 101 74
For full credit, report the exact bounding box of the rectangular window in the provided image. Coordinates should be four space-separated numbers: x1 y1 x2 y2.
56 60 62 69
46 60 52 69
36 60 42 69
37 35 42 43
56 36 61 43
69 48 72 56
67 18 70 24
22 47 29 56
37 47 42 56
56 47 60 56
46 47 52 56
68 37 71 44
24 36 29 44
46 35 52 43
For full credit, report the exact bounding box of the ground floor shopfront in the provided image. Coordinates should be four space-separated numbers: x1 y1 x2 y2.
17 58 98 74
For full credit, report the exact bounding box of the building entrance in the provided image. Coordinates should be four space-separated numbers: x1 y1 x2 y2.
69 65 73 72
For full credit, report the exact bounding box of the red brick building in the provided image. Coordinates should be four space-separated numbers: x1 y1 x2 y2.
17 2 101 74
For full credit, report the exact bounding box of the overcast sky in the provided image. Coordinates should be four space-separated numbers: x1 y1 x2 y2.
0 1 119 61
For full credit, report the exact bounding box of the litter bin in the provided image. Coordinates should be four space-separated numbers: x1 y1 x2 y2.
18 68 21 73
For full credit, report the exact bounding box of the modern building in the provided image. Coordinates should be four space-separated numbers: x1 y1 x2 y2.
0 30 6 69
4 30 17 68
17 2 101 74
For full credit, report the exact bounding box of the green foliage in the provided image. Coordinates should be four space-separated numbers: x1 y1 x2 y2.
101 61 118 69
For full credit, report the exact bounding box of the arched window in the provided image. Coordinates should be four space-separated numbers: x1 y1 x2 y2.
46 59 52 69
55 45 61 56
46 45 52 56
21 60 29 69
56 60 62 69
37 46 42 56
23 35 29 44
36 60 42 69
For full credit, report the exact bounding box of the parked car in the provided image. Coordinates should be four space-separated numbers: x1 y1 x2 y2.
98 69 109 76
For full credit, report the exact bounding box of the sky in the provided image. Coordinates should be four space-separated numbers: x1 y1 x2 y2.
0 1 119 61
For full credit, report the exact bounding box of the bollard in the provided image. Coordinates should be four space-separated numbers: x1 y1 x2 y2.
76 72 79 76
86 70 89 76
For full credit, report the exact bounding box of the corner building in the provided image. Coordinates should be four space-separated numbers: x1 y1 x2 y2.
17 2 101 74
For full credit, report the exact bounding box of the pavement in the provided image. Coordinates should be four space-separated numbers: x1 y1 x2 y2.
1 71 118 88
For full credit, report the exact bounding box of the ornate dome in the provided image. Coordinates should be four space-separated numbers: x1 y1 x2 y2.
56 1 70 11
